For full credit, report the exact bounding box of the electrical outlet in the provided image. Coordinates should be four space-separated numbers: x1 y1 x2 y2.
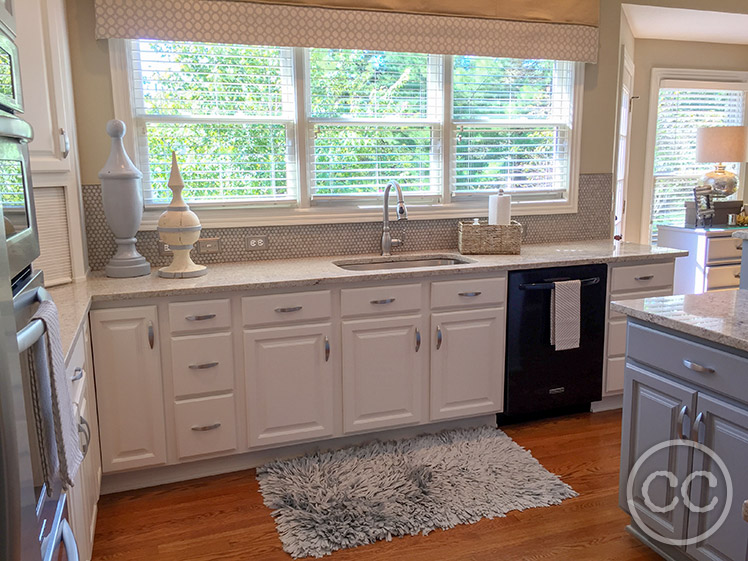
246 235 269 251
197 237 221 254
158 241 173 256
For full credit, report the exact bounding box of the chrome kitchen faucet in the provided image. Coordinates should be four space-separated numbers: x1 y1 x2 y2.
381 180 408 256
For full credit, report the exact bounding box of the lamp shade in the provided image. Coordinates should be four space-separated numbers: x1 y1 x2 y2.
695 126 747 163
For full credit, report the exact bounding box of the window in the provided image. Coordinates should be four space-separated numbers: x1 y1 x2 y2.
650 84 745 242
120 40 581 216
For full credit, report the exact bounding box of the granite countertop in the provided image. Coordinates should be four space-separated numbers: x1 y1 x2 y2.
49 240 686 360
611 290 748 353
733 230 748 240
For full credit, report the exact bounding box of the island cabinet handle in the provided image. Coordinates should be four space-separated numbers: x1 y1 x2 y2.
370 298 396 305
691 412 705 443
192 423 221 432
677 406 690 441
458 291 482 298
682 360 715 374
186 313 216 321
436 325 443 350
275 306 303 313
189 361 219 370
415 328 421 352
635 275 654 281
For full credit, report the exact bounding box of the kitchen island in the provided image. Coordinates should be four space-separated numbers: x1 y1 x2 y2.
612 289 748 561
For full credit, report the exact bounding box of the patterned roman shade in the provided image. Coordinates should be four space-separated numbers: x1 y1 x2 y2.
93 0 600 63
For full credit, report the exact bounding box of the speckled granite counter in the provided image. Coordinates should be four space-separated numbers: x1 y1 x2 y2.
48 240 685 360
611 290 748 353
733 230 748 240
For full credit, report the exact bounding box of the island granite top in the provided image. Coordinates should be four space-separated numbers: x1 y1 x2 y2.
48 240 685 360
733 230 748 240
611 289 748 354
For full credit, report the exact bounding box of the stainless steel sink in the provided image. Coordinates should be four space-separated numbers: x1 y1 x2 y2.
335 256 471 271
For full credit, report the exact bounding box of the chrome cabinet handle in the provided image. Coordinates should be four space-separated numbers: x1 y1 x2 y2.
192 423 221 432
436 325 442 350
683 360 715 374
635 275 654 281
677 405 690 440
275 306 302 313
147 321 154 349
185 313 216 321
370 298 396 305
188 361 219 370
60 128 70 159
458 291 482 297
78 416 91 458
692 412 704 443
71 366 84 382
415 328 421 352
324 336 330 362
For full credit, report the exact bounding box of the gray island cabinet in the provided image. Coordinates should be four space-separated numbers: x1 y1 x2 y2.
613 290 748 561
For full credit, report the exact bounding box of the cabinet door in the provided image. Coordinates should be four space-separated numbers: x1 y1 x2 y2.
430 308 504 421
686 394 748 561
90 307 167 472
245 323 334 448
619 363 696 543
342 315 425 433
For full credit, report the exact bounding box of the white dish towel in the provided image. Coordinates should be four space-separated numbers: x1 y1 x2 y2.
550 280 581 351
27 299 84 491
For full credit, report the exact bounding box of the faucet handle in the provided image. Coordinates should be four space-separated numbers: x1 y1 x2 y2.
391 238 404 248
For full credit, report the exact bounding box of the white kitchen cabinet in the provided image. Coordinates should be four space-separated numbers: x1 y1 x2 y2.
430 308 505 421
244 323 335 448
342 315 426 434
90 306 167 473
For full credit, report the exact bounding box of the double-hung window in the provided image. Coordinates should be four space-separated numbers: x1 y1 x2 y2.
118 39 581 217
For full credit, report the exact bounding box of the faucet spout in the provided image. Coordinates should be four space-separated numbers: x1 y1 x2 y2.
381 180 408 256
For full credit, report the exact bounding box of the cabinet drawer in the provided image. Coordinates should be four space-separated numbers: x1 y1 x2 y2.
705 264 741 291
606 356 625 394
607 319 627 357
171 333 235 399
341 284 421 317
706 236 743 264
430 276 506 309
174 394 237 459
169 299 231 333
610 262 674 294
627 323 748 405
242 290 331 326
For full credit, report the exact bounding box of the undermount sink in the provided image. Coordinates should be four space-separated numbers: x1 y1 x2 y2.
334 256 471 271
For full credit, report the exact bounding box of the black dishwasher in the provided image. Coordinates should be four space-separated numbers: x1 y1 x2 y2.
503 264 607 419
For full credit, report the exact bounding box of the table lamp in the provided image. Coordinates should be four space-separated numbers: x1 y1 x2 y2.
695 125 746 197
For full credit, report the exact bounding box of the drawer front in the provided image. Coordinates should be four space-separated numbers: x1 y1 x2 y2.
341 284 422 317
706 236 743 264
606 356 625 394
171 333 235 399
607 319 627 357
242 290 331 326
430 276 506 309
627 322 748 405
174 394 237 459
169 299 231 333
610 262 674 294
705 264 741 291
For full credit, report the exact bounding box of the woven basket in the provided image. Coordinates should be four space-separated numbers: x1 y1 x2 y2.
458 220 522 255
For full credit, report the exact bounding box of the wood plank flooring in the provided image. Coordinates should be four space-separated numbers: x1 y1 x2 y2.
92 411 661 560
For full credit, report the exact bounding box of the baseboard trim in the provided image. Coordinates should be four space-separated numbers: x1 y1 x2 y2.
591 394 623 412
101 414 497 495
626 523 690 561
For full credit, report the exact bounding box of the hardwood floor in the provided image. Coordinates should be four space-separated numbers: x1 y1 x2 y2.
92 411 660 561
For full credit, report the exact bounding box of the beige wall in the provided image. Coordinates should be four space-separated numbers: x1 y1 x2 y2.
65 0 748 212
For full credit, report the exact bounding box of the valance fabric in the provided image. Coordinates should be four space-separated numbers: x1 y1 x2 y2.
94 0 599 63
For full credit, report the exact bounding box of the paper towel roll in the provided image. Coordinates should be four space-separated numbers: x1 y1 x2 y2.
488 192 511 225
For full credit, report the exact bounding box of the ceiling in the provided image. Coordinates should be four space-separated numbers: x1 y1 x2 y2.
622 4 748 45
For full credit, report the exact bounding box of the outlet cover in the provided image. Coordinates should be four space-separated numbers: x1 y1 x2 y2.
197 237 221 254
158 241 173 256
246 235 269 251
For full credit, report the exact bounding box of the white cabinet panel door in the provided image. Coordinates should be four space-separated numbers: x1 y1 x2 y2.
342 315 425 434
430 308 505 421
245 323 334 448
90 306 167 473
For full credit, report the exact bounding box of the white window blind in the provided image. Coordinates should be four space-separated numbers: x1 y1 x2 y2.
452 58 574 198
651 86 745 242
130 40 295 205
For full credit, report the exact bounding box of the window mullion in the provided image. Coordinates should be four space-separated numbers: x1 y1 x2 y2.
442 54 453 204
292 47 311 208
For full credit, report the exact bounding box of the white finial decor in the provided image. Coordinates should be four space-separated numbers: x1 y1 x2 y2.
98 119 151 278
156 152 207 278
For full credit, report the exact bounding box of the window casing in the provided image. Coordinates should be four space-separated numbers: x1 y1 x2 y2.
112 39 583 222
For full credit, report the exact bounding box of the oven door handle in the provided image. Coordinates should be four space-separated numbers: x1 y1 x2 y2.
60 519 80 561
518 277 600 291
15 287 53 353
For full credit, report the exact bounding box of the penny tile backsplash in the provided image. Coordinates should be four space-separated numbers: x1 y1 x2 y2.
82 173 613 271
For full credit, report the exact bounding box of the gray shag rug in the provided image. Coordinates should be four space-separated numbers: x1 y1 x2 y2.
256 426 577 558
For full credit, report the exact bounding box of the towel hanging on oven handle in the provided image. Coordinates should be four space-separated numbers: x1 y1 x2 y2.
15 286 53 353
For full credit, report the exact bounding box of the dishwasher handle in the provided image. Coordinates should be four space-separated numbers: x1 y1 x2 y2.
518 277 600 291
